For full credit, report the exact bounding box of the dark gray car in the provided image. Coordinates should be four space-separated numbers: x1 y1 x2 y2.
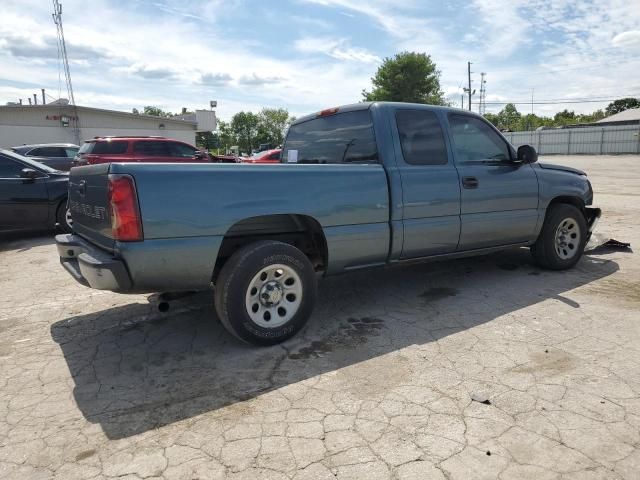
11 143 79 171
0 149 71 233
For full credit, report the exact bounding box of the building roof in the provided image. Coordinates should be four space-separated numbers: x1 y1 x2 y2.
597 108 640 123
0 104 197 126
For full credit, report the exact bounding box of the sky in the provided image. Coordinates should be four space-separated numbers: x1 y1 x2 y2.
1 0 639 121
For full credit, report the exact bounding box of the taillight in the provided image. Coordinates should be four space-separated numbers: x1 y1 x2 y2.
108 174 143 241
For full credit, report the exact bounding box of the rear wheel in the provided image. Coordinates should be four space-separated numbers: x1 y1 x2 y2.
214 241 317 345
56 200 73 233
531 204 587 270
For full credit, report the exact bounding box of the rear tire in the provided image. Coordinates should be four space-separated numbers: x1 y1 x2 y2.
214 241 317 346
56 200 73 234
531 204 587 270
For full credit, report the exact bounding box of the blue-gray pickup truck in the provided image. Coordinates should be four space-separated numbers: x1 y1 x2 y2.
56 102 600 345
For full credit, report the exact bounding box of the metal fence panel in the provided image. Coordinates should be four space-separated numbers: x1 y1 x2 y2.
503 125 640 155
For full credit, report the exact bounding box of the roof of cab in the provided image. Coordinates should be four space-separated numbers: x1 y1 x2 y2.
291 101 479 126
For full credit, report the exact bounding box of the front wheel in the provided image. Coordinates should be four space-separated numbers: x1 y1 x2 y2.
214 241 318 345
531 204 587 270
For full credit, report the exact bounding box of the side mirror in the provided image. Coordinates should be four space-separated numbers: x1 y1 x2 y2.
517 144 538 164
21 168 41 179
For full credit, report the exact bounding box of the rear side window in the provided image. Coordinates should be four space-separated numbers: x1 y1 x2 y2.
83 141 128 155
282 110 378 164
134 141 171 156
396 110 448 165
448 114 510 162
30 147 67 157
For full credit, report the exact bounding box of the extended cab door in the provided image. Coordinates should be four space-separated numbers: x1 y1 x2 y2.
446 113 539 250
392 108 461 258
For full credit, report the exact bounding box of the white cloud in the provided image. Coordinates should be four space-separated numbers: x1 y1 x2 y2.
612 31 640 49
126 63 179 80
294 37 381 63
238 73 286 86
1 0 639 121
199 73 233 86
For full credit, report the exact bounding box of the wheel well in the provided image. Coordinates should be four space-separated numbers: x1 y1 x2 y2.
547 196 585 215
212 214 327 282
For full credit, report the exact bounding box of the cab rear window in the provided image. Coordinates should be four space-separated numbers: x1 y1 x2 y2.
282 110 378 164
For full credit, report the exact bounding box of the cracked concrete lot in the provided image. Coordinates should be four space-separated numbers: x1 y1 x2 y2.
1 155 639 479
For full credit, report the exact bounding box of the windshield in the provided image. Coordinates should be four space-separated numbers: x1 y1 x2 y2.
0 149 59 173
78 142 94 154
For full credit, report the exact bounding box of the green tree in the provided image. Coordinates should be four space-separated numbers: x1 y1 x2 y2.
362 51 446 105
256 108 294 147
215 120 237 154
496 103 521 130
142 106 174 117
230 111 260 154
553 109 577 126
196 131 217 150
483 113 500 127
605 98 640 116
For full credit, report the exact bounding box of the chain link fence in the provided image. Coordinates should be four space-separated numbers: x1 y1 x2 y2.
503 125 640 155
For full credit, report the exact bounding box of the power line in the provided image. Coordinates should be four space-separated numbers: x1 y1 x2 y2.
483 96 640 106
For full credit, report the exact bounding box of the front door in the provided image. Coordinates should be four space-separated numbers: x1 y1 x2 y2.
447 113 539 250
394 108 461 259
0 154 49 230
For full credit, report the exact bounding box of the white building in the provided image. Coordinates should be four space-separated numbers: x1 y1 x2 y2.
0 104 199 148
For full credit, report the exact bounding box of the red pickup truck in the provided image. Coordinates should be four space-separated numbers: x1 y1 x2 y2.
73 136 210 166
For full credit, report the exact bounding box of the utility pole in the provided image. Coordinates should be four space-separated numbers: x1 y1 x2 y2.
461 95 464 110
467 62 472 111
463 62 475 112
531 88 534 115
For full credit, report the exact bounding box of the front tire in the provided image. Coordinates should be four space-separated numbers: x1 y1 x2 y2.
531 204 587 270
214 241 318 346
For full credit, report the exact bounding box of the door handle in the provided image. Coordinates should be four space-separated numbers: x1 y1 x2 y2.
462 176 479 189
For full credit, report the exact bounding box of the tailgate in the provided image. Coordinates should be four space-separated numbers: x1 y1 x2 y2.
68 163 115 251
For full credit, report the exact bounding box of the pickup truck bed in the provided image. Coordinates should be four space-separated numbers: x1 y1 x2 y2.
57 101 600 345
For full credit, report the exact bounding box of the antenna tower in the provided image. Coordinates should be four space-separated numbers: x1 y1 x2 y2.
52 0 80 143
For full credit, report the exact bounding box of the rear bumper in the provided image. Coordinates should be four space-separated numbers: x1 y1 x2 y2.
55 234 132 292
